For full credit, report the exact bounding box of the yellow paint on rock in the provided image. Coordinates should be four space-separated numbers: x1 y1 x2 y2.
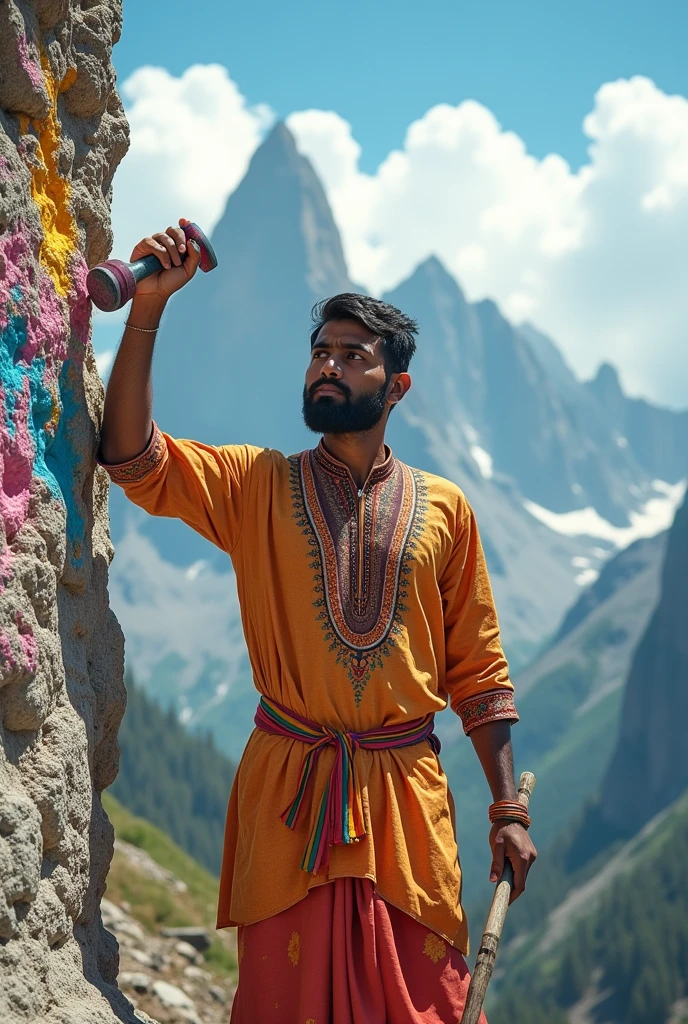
19 52 78 297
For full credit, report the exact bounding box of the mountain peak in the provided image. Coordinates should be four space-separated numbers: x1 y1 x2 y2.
592 361 623 397
209 116 351 302
404 254 468 303
260 119 299 159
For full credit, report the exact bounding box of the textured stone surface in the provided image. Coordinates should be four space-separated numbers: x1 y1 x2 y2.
600 493 688 832
0 2 136 1021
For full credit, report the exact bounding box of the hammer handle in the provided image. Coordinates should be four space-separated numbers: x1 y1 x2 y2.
129 253 168 283
460 771 536 1024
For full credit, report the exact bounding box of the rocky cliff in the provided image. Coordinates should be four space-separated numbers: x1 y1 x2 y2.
0 3 132 1021
599 492 688 832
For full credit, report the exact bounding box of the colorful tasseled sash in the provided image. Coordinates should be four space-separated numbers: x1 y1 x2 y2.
254 695 441 875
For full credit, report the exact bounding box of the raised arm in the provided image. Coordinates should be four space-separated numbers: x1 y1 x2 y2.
99 217 201 464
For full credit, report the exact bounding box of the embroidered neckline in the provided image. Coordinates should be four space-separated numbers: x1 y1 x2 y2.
312 438 396 487
290 447 427 705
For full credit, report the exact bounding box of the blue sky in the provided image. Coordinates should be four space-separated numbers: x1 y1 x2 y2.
116 0 687 174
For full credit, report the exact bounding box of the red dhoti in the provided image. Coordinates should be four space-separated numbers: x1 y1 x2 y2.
230 877 487 1023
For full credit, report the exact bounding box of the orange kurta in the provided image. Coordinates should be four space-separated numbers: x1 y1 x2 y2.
102 426 518 953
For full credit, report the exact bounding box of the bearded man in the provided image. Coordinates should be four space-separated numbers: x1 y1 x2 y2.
99 219 537 1024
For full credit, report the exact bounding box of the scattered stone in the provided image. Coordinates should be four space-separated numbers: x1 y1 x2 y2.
116 839 188 893
110 893 236 1021
120 971 152 994
101 898 127 926
118 920 147 944
183 965 212 982
175 940 199 962
101 897 146 944
129 947 161 970
209 984 227 1004
160 926 211 952
152 979 197 1011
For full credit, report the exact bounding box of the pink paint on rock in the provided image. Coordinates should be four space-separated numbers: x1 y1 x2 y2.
17 626 38 674
17 34 45 92
0 231 31 303
23 267 69 363
0 377 34 540
0 631 15 669
69 256 91 350
0 546 13 593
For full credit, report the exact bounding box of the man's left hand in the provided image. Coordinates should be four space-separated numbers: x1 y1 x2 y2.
488 822 537 904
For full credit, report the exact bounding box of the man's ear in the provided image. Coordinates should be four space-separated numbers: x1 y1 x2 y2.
387 372 412 406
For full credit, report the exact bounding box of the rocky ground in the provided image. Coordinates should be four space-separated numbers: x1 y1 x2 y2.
102 833 237 1024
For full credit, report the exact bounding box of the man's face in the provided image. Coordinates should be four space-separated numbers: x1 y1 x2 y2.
302 319 392 435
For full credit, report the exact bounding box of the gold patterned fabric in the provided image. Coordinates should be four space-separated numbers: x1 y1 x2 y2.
229 878 487 1023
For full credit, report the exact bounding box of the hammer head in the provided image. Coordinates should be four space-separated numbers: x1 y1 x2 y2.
183 222 218 272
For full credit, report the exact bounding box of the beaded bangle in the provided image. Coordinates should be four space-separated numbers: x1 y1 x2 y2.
491 814 531 830
488 800 531 830
125 320 160 333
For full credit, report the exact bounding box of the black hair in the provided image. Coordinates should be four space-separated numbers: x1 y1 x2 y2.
310 293 418 374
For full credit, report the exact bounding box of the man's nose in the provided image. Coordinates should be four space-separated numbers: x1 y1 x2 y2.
321 356 342 378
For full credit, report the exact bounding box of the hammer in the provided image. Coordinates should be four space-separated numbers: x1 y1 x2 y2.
86 221 218 312
461 771 536 1023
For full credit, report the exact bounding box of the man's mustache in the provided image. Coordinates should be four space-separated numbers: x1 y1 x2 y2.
307 380 352 400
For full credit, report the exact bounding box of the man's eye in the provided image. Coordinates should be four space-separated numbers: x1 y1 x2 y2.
348 352 363 359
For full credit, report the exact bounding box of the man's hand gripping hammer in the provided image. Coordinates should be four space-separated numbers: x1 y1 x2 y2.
86 221 218 312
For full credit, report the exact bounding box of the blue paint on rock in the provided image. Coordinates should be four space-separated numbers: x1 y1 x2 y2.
46 359 86 565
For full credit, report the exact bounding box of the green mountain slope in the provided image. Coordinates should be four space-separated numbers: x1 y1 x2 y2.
110 675 236 874
488 787 688 1024
104 792 222 936
440 533 665 907
488 493 688 1022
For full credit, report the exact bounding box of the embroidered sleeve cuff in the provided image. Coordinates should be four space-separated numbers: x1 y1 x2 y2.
455 689 519 735
98 423 166 485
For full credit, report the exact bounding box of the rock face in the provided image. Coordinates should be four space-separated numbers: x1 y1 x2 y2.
0 3 132 1022
600 493 688 832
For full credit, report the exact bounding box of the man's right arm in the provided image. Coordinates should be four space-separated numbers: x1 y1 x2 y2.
97 219 258 555
99 218 201 464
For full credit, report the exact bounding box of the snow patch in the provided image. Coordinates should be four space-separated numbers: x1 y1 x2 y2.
524 479 685 548
575 568 600 587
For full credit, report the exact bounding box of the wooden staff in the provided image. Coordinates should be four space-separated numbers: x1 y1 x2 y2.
461 771 536 1024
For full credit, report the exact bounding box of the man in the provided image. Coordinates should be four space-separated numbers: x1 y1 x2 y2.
100 219 536 1023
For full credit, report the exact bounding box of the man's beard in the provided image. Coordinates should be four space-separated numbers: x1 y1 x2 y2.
302 379 389 435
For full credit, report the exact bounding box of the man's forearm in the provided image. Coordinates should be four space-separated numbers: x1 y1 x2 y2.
469 720 517 802
100 295 166 464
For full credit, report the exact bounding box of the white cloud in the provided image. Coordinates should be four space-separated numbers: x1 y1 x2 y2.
288 78 688 409
110 64 273 258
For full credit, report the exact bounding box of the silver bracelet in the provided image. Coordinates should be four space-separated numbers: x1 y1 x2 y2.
125 320 160 333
